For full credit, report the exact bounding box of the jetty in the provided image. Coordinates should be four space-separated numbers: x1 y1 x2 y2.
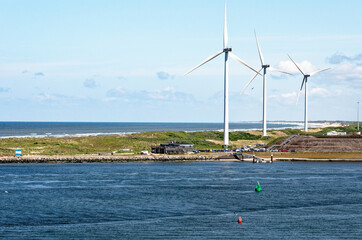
233 153 270 163
0 155 223 164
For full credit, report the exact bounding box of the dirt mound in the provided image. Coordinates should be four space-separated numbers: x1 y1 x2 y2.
278 135 362 152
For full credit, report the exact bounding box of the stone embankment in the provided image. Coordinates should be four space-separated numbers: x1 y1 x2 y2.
0 155 222 164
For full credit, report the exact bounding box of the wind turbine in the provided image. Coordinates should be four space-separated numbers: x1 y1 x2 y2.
287 54 330 132
241 31 292 137
184 0 260 148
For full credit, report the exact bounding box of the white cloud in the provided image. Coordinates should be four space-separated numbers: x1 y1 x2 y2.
107 87 126 97
102 97 118 102
269 91 297 105
269 87 343 106
34 93 86 104
281 91 297 100
105 86 195 103
309 87 331 97
35 93 58 101
327 63 362 86
277 60 318 74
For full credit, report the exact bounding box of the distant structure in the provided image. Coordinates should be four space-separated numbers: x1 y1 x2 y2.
152 142 194 154
140 150 149 155
241 30 292 137
287 54 330 132
326 131 346 136
357 101 360 131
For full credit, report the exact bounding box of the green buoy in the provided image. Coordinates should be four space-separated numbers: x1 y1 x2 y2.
255 181 262 192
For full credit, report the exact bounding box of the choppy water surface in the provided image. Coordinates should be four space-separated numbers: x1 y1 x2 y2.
0 162 361 239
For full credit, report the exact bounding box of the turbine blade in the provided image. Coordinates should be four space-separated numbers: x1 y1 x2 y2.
184 50 224 76
269 67 293 75
254 30 264 65
223 0 228 48
241 68 263 95
229 52 261 75
309 68 331 76
296 77 305 105
287 54 305 76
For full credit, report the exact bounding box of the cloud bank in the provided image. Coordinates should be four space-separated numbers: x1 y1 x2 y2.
34 72 45 77
83 79 97 88
106 86 195 103
156 71 174 80
327 52 362 64
0 87 10 93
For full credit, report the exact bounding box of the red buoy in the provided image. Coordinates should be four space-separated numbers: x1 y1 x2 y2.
238 217 242 224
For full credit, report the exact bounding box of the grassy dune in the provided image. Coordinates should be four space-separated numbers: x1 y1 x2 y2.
0 130 269 156
0 126 359 156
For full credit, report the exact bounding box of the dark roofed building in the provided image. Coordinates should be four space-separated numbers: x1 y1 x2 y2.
152 142 194 154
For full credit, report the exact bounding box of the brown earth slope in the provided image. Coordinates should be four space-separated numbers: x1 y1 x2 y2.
279 135 362 152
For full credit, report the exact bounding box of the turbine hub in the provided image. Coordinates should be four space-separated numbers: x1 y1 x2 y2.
223 48 232 52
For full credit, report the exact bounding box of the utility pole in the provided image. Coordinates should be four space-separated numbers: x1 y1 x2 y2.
358 101 360 131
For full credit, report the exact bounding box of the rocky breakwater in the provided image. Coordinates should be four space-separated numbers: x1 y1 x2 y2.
0 154 220 164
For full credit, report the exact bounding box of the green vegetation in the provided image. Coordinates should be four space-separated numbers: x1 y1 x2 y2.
0 125 357 157
281 128 304 135
229 131 265 141
0 130 263 156
266 136 285 146
313 125 359 136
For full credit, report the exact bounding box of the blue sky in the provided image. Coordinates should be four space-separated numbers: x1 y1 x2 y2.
0 0 361 122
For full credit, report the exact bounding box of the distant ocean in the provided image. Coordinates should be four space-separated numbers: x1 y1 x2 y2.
0 122 300 138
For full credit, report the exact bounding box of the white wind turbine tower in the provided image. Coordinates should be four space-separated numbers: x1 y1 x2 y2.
287 54 330 132
184 0 260 148
241 31 292 137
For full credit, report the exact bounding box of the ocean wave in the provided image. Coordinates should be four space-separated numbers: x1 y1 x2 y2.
0 122 307 139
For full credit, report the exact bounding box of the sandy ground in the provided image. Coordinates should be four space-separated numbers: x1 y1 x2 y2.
207 139 266 146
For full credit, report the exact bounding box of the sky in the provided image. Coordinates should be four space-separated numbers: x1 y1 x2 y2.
0 0 361 122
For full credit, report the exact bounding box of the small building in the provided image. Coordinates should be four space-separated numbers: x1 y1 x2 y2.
152 142 194 154
326 131 347 136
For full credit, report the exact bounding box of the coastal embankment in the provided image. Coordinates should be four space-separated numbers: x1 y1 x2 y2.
0 154 231 164
1 151 361 164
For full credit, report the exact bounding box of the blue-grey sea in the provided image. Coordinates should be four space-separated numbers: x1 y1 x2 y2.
0 162 361 239
0 122 298 138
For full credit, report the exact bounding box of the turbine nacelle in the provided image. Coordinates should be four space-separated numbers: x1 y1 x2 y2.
262 64 270 68
223 48 232 52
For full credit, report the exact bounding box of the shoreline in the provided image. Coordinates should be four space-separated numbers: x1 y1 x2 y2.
1 154 361 164
1 123 358 162
0 121 344 139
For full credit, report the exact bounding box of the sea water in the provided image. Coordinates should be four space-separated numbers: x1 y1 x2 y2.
0 122 299 138
0 162 361 239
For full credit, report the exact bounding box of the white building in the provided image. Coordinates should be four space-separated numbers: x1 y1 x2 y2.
326 131 347 136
